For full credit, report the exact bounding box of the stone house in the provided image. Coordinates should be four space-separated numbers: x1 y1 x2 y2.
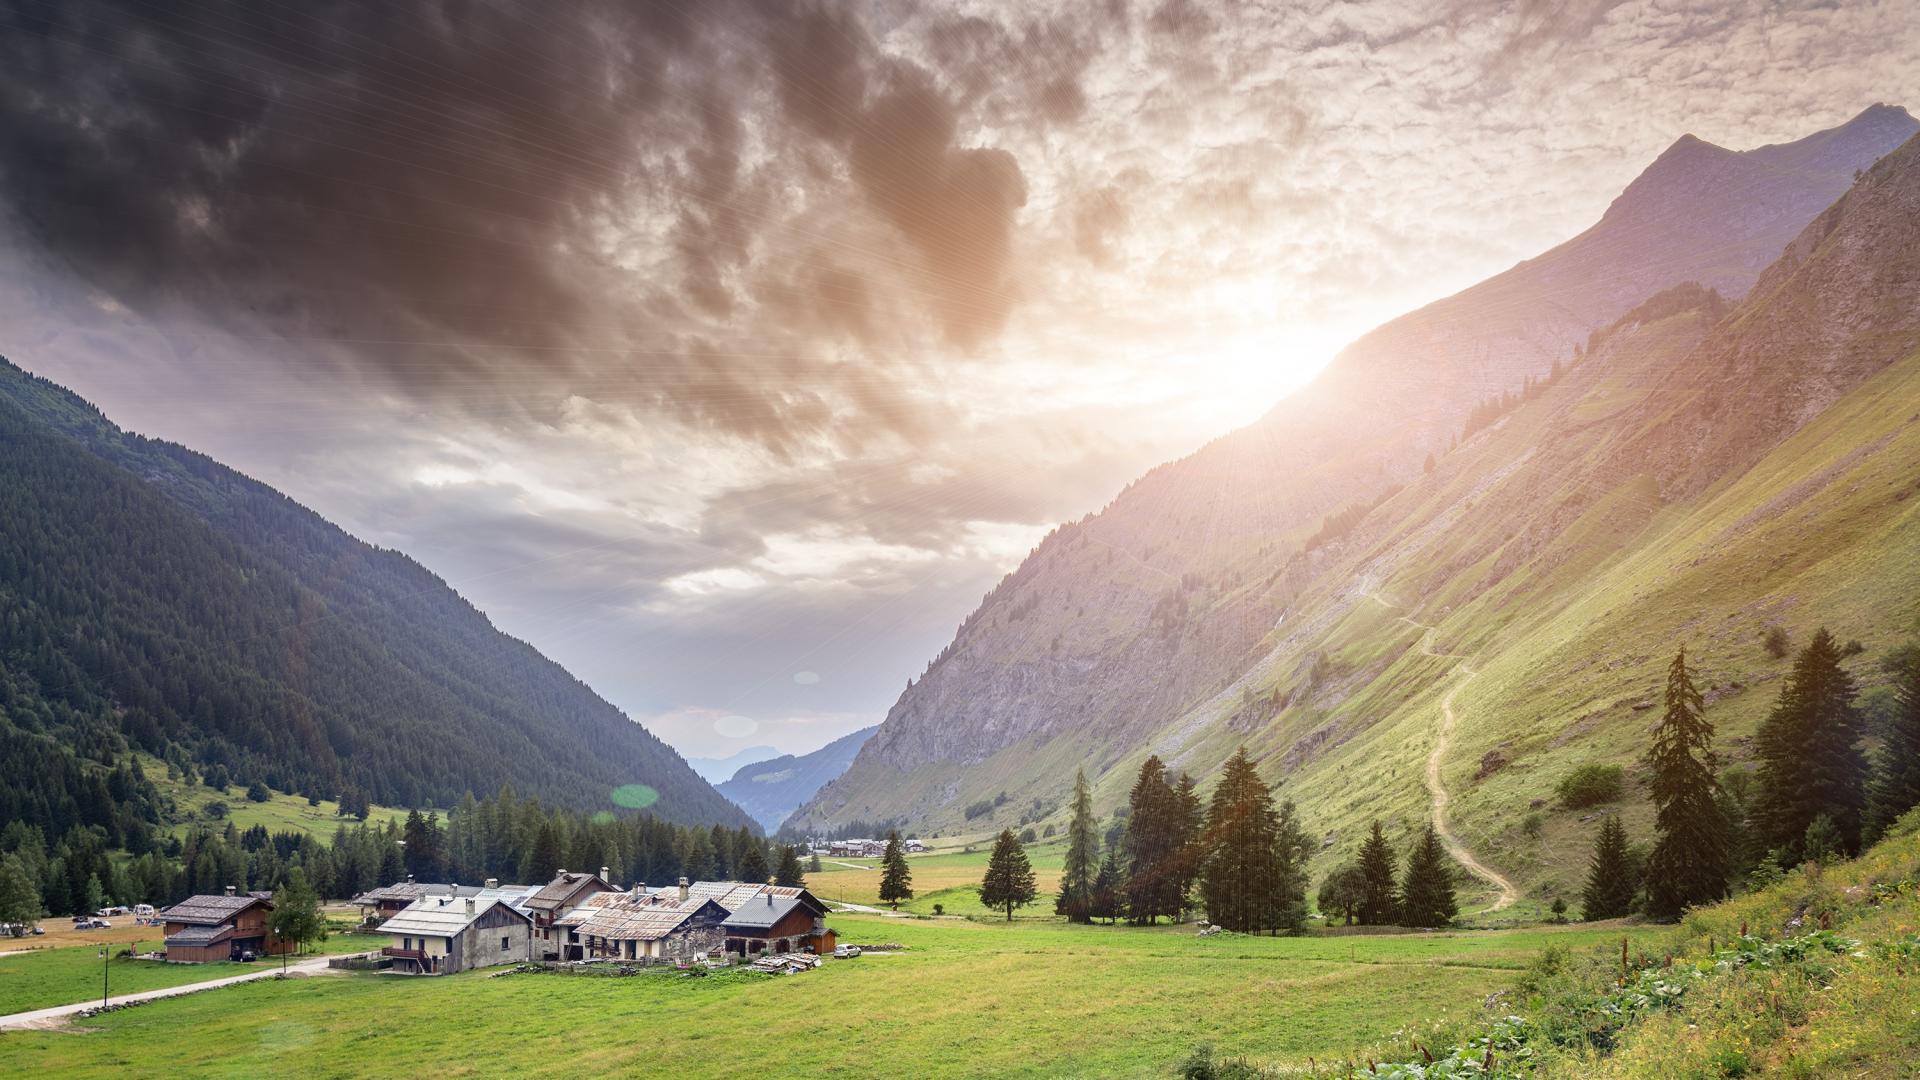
378 893 534 974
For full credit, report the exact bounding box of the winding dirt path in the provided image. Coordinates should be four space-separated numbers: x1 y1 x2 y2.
1365 590 1519 912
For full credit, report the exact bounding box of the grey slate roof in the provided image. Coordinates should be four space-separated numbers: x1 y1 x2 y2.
719 894 805 931
159 894 268 926
379 896 528 938
163 924 235 948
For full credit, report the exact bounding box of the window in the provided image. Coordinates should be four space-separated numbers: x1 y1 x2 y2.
502 936 511 950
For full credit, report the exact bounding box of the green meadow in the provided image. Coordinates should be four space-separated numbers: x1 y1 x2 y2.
0 915 1653 1078
0 933 387 1016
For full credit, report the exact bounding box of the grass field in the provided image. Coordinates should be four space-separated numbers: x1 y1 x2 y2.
138 755 413 838
807 839 1068 917
0 914 1655 1077
0 933 387 1016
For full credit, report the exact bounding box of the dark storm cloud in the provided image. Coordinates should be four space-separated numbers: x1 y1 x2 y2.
0 0 1053 438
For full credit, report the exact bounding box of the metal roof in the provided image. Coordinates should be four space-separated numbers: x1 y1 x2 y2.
159 894 267 926
378 896 529 938
354 882 540 912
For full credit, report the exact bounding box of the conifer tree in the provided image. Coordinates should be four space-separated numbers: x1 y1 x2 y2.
1123 756 1184 924
1396 826 1457 928
1753 629 1869 861
977 829 1038 921
0 855 41 926
268 868 326 955
1864 644 1920 843
1643 646 1732 919
1271 798 1313 935
1198 749 1285 932
738 841 770 885
774 845 806 888
878 830 913 909
1581 814 1636 920
526 822 563 882
1355 821 1398 925
1056 769 1100 922
1092 846 1126 924
1172 772 1204 916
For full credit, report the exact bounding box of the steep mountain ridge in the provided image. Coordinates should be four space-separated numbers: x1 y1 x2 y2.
794 108 1920 852
719 725 878 833
0 359 753 828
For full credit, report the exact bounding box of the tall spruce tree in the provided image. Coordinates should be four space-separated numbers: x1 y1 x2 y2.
977 829 1038 921
1397 826 1458 928
1356 821 1399 925
1092 846 1126 924
1056 769 1100 922
1271 798 1313 935
1581 814 1637 920
1753 629 1869 861
1123 756 1184 924
738 841 771 885
1172 772 1204 917
1864 644 1920 843
1643 646 1732 919
1198 749 1285 932
878 830 913 910
774 845 806 888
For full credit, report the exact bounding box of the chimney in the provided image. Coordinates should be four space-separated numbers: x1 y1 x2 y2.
600 866 611 882
484 878 499 890
557 869 567 880
224 885 235 897
406 874 414 885
465 898 475 916
630 881 645 899
678 877 689 902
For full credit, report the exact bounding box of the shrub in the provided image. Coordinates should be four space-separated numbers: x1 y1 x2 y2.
1557 764 1624 809
931 903 944 916
1018 827 1037 844
1762 625 1790 658
1523 812 1545 838
204 800 230 820
245 781 271 803
963 799 995 821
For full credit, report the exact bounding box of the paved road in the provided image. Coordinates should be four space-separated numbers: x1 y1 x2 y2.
0 956 335 1031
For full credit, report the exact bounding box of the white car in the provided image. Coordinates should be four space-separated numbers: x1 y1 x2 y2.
833 945 861 958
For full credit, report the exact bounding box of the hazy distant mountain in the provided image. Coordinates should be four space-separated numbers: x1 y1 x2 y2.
791 106 1920 850
718 727 878 833
0 360 753 829
687 745 780 784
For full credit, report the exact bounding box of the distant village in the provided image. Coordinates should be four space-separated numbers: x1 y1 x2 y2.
148 838 926 975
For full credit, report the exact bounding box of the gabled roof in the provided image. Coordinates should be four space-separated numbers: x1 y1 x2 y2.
353 882 540 912
159 894 269 926
379 896 530 937
561 893 729 942
164 924 235 948
720 893 806 931
525 871 613 912
667 881 827 918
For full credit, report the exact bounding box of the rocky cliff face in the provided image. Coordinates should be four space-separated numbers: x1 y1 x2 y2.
791 107 1919 836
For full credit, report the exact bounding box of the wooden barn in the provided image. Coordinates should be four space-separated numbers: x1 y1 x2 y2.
159 889 292 963
718 887 834 957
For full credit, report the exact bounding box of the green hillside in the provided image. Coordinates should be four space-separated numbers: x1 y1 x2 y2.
135 754 410 839
0 355 751 832
794 132 1920 919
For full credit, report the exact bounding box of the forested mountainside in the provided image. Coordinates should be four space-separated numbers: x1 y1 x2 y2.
0 359 753 845
792 113 1920 897
719 726 877 833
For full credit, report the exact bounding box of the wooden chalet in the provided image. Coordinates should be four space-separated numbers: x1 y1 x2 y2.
379 893 533 974
526 868 616 960
698 881 833 957
159 888 292 963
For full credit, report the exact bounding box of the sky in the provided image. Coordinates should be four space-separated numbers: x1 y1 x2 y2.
1 0 1916 759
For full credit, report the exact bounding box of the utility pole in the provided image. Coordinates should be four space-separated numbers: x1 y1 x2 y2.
99 946 109 1009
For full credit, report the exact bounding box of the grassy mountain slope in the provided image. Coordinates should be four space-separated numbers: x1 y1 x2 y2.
793 107 1919 839
797 128 1920 916
0 358 751 829
719 725 877 833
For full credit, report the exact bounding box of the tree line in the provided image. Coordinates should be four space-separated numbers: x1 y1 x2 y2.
0 785 807 924
1576 630 1920 921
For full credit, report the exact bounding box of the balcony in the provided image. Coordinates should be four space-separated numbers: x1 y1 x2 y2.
381 946 427 961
